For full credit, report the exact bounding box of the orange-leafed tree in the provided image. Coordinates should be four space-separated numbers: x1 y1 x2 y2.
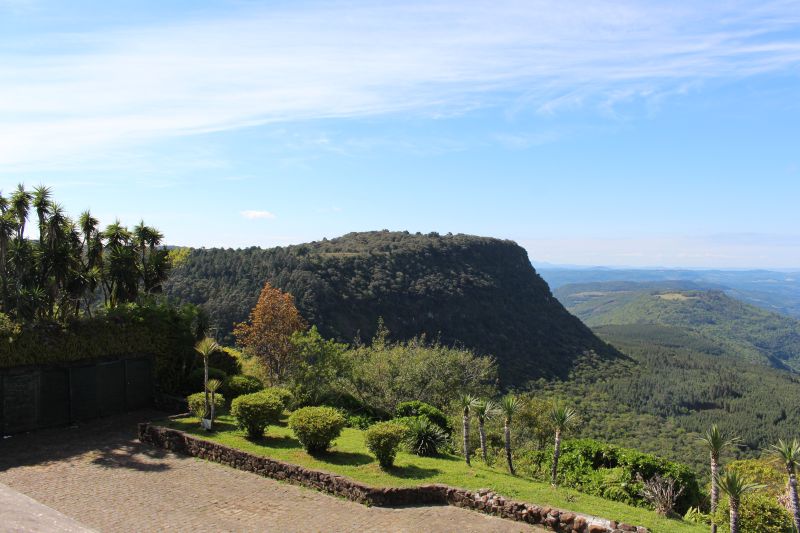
234 282 307 385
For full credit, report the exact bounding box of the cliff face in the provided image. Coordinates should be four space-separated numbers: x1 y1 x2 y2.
165 231 617 385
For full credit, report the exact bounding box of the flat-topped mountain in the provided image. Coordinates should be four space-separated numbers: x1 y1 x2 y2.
164 231 618 385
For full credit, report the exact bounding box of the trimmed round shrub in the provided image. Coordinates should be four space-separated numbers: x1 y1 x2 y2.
395 400 451 434
186 367 227 393
347 414 375 430
223 374 263 402
187 392 226 418
267 386 293 408
401 416 448 456
288 406 346 453
231 391 284 438
365 422 407 468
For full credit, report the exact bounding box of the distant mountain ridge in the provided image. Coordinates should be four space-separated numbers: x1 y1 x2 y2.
540 268 800 318
164 231 619 385
555 281 800 371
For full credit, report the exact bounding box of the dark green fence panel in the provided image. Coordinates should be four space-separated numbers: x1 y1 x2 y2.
1 371 39 434
40 368 70 428
97 360 126 416
125 358 153 409
69 365 99 421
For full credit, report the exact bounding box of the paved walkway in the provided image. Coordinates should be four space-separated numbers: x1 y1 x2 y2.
0 411 541 532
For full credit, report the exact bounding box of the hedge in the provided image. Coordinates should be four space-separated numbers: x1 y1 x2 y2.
0 303 200 393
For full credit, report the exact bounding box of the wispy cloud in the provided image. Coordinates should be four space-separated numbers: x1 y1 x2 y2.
2 0 799 168
240 210 276 220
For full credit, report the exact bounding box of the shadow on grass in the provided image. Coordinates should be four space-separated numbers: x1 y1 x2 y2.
385 463 441 480
311 450 374 466
245 434 301 450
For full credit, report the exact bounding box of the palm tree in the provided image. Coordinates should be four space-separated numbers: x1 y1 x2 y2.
473 399 498 463
458 394 477 465
549 403 578 486
768 438 800 533
0 211 17 313
499 394 520 475
195 337 220 429
716 470 763 533
698 425 740 533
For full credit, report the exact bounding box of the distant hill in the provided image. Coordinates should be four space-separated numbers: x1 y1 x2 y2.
164 231 618 385
540 268 800 318
555 282 800 371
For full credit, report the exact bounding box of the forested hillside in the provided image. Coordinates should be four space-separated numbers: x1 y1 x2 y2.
556 282 800 370
164 231 618 385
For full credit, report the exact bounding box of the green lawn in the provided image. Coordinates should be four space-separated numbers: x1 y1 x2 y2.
165 415 705 533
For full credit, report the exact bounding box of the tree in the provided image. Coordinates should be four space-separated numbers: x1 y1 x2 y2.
458 394 477 466
698 425 740 533
768 438 800 533
549 403 578 486
288 326 348 406
716 470 763 533
499 394 519 475
473 399 498 463
234 282 306 385
195 337 220 429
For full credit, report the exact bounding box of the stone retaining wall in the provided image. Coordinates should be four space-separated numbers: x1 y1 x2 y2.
138 423 649 533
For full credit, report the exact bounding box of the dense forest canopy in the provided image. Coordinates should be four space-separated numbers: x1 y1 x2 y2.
164 230 619 385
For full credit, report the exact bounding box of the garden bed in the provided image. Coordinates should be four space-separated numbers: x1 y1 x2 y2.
140 416 706 533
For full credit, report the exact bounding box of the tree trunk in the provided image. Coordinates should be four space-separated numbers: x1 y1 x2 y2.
209 390 216 430
203 357 210 427
729 497 739 533
788 469 800 533
479 419 488 463
711 454 719 533
504 419 514 475
462 411 471 466
551 429 562 486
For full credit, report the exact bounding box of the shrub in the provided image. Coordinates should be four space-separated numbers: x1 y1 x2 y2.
230 391 284 438
402 416 448 456
206 347 242 376
223 375 264 402
187 367 227 393
365 422 407 468
711 493 793 533
288 406 346 453
347 414 375 430
395 401 451 434
639 473 684 517
267 386 293 408
187 392 226 418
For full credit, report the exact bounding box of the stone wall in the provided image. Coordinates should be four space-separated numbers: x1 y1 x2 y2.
138 423 649 533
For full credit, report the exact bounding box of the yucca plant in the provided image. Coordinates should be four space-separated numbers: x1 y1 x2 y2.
549 403 578 486
499 394 519 475
404 416 448 457
473 399 498 464
698 425 740 533
716 470 763 533
206 378 222 427
194 337 220 429
457 394 477 465
768 438 800 533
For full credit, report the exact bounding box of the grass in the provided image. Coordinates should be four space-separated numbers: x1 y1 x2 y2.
165 414 705 533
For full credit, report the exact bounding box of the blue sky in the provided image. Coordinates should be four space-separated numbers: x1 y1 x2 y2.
1 1 799 268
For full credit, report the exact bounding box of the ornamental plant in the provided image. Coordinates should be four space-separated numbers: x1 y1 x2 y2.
187 392 225 418
288 406 346 454
230 390 284 438
365 422 407 468
223 374 264 403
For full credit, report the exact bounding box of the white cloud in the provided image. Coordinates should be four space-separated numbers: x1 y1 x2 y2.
1 0 799 168
240 210 276 220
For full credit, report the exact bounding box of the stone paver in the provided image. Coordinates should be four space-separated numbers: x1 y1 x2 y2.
0 411 541 532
